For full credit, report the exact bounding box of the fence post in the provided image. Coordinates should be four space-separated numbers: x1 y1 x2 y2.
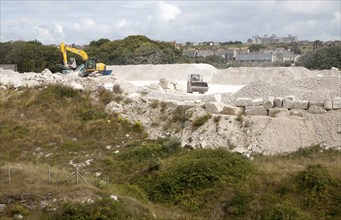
76 166 79 185
48 165 51 184
7 167 11 183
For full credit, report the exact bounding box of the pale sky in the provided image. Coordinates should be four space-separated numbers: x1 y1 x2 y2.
0 0 340 45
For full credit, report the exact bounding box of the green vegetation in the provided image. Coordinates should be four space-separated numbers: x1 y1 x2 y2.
0 87 340 219
296 45 341 69
0 40 60 72
192 114 212 128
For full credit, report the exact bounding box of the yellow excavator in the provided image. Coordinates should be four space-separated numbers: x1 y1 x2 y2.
60 42 112 77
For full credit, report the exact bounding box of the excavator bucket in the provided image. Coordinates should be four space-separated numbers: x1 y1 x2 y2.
68 58 77 69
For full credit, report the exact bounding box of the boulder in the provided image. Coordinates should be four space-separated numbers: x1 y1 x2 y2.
294 100 309 110
309 100 324 107
105 101 124 113
324 99 333 110
214 94 222 103
222 105 245 115
290 109 305 117
282 96 295 109
163 100 178 109
308 105 327 114
274 97 283 107
252 98 263 106
268 108 289 117
245 106 267 115
236 98 252 107
333 97 341 109
70 82 84 90
263 96 274 110
205 102 223 114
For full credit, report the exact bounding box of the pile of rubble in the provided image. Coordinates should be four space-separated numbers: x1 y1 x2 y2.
1 65 340 155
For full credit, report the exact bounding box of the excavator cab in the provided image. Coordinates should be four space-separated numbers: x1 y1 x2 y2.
85 58 96 70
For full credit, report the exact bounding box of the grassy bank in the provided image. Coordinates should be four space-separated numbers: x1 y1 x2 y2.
0 86 340 219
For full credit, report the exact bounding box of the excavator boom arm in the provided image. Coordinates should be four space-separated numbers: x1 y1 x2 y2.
60 42 89 67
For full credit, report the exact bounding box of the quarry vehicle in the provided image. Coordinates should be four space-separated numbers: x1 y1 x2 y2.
187 74 209 94
59 42 112 77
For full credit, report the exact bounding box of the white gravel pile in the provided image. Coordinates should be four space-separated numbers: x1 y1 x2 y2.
210 67 314 84
233 76 341 101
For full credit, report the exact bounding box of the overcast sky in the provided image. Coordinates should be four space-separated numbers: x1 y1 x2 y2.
1 0 340 45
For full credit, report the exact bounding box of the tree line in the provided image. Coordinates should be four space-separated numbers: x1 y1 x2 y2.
0 36 339 73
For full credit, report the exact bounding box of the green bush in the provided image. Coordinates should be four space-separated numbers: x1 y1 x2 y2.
222 190 253 218
38 85 80 101
260 204 303 220
192 114 211 128
51 198 152 220
79 108 107 121
295 164 337 208
144 149 254 210
171 105 192 124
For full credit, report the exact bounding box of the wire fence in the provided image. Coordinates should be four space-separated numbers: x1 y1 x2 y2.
0 165 104 186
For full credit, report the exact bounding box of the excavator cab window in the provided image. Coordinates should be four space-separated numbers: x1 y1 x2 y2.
86 59 96 69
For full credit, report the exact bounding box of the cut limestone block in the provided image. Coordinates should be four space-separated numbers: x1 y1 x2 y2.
324 99 333 110
236 98 252 107
252 98 263 106
222 105 245 115
205 102 223 114
245 106 267 115
309 100 324 107
282 96 295 109
333 97 341 110
263 96 274 110
268 108 289 117
294 100 309 110
308 105 327 114
274 97 283 108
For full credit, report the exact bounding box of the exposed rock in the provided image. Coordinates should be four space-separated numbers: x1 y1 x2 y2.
245 106 267 115
70 82 84 90
333 97 341 109
308 105 327 114
236 97 252 107
263 96 274 110
269 108 289 117
205 102 223 114
282 96 295 109
221 105 245 115
105 102 124 113
294 100 309 110
309 100 324 107
273 97 283 107
290 109 305 117
163 100 178 109
324 99 333 110
252 98 263 106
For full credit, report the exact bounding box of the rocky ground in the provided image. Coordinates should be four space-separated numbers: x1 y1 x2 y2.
1 64 340 155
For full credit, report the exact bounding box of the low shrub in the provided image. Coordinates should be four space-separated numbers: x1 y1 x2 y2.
149 100 160 109
192 114 211 128
98 87 114 105
38 84 80 102
260 204 303 220
143 149 255 210
50 198 153 220
294 164 338 208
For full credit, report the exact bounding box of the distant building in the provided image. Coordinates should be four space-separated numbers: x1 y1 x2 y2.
0 64 18 71
215 48 249 63
235 53 273 63
183 49 197 58
249 34 298 44
196 50 215 58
